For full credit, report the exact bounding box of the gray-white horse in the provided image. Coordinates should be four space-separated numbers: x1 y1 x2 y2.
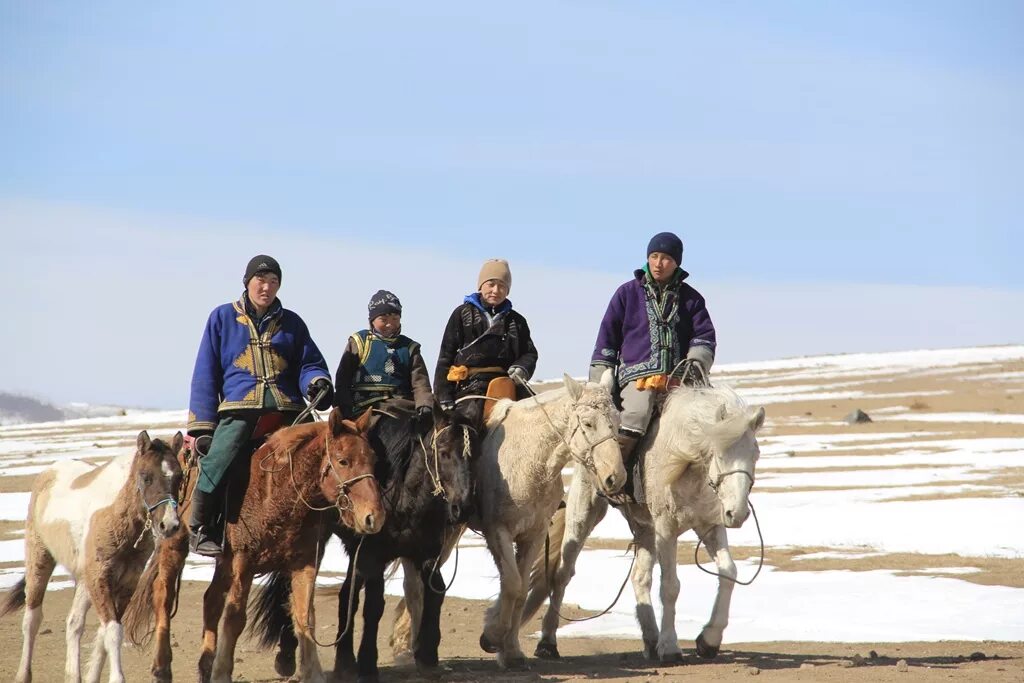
524 385 765 662
467 373 626 669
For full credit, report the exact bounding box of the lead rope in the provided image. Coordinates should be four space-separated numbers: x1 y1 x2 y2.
543 529 636 623
692 497 766 586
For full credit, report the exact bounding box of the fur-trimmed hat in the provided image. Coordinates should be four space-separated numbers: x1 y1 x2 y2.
243 254 282 286
368 290 402 321
477 259 512 291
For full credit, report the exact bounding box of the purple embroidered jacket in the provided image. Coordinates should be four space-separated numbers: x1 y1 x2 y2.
590 268 716 384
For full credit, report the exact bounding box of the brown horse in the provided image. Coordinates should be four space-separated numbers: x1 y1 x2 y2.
124 408 384 683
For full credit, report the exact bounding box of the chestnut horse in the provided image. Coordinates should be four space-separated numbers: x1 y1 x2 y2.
124 408 384 683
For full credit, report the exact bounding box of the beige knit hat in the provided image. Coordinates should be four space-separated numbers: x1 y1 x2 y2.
477 258 512 291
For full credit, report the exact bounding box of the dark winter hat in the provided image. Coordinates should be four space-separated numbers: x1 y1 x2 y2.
646 232 683 265
368 290 402 321
243 255 282 286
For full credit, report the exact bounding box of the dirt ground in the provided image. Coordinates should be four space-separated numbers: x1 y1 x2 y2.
0 580 1020 682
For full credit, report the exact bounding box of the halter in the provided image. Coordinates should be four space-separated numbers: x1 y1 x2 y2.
532 393 616 478
133 477 179 549
419 423 473 501
320 429 378 514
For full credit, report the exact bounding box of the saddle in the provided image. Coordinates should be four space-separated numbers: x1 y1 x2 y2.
482 376 517 422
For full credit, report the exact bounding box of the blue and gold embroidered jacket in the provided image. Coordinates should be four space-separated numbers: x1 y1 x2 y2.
187 295 331 434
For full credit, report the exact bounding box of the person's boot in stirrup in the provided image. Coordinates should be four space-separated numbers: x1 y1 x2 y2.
189 488 223 556
605 429 643 506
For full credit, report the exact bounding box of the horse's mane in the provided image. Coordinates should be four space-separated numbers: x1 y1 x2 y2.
487 382 616 427
265 421 323 459
656 385 752 482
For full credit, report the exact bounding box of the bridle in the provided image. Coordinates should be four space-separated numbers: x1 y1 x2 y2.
532 393 616 478
133 467 179 549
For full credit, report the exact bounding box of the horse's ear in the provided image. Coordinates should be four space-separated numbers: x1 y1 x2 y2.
716 404 729 422
748 406 766 433
597 367 615 393
137 430 152 452
171 431 184 455
329 407 346 436
353 408 373 434
563 373 584 402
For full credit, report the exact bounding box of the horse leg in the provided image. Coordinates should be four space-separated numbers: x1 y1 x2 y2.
391 558 421 665
500 535 541 670
150 536 187 683
64 582 92 682
83 571 126 683
197 560 230 683
84 623 109 683
357 573 386 683
414 563 445 673
391 524 464 662
694 525 736 659
15 532 55 683
653 517 682 663
480 526 517 659
536 474 607 659
210 560 253 683
289 565 326 683
333 557 361 678
630 517 660 659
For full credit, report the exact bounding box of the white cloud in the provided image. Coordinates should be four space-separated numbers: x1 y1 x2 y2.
2 198 1022 407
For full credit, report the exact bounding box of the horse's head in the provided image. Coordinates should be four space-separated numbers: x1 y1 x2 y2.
704 402 765 528
134 430 184 539
325 408 386 534
563 372 626 496
429 405 477 523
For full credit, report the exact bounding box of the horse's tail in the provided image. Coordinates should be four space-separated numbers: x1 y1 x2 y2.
0 576 26 618
247 570 293 650
522 504 567 623
123 554 163 647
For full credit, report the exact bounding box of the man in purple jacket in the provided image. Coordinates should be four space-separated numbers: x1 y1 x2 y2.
588 231 716 504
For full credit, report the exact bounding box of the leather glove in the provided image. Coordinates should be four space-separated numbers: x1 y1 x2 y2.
508 366 529 384
193 432 213 458
416 405 434 430
307 378 333 410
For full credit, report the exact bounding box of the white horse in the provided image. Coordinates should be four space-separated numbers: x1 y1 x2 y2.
462 373 626 669
524 386 765 663
0 430 183 683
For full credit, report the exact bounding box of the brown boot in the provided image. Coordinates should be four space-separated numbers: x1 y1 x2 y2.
604 430 643 506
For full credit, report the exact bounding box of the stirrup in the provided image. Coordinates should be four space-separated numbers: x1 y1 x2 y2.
189 526 223 557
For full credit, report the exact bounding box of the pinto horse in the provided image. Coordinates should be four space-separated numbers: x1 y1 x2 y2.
123 408 384 683
251 401 477 682
1 430 184 683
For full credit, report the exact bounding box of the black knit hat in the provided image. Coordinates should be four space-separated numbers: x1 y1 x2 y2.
646 232 683 265
243 255 282 286
368 290 402 322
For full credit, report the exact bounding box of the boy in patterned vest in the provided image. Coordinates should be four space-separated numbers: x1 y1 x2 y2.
334 290 434 428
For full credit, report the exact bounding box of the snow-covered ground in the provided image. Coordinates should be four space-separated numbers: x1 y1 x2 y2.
1 345 1022 643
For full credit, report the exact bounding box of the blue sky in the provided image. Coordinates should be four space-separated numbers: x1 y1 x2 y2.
2 2 1022 407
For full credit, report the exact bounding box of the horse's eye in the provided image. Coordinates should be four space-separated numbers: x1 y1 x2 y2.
339 459 349 467
143 475 153 485
582 420 594 429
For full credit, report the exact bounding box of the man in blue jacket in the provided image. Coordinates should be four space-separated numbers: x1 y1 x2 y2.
187 254 334 555
589 232 716 504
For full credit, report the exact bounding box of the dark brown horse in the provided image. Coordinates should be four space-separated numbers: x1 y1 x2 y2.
124 408 384 683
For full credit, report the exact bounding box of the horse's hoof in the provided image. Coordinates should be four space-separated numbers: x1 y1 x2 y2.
479 633 498 654
415 661 441 680
643 642 658 661
499 654 529 671
274 652 297 677
356 674 380 683
392 650 414 667
695 633 720 660
151 666 172 683
659 651 684 664
535 641 561 659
